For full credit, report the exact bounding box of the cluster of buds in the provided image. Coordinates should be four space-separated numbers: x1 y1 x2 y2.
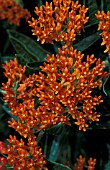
28 0 88 46
1 0 108 169
2 48 107 134
96 11 110 55
73 155 96 170
0 0 31 26
0 141 7 170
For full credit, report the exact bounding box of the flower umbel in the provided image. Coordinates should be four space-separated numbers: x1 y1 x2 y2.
0 0 31 26
28 0 88 46
73 155 96 170
96 11 110 55
2 48 107 132
35 46 107 131
5 135 47 170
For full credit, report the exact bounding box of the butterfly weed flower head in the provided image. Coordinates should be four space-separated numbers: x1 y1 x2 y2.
28 0 88 47
96 11 110 55
73 155 96 170
35 46 107 131
0 0 31 26
3 135 47 170
2 49 107 132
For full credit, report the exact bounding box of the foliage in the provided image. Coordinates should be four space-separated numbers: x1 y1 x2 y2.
0 0 110 170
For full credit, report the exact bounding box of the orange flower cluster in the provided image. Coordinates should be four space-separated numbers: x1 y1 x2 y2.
96 11 110 55
2 47 107 132
34 46 107 131
0 0 31 26
3 136 47 170
28 0 88 46
73 155 96 170
2 59 48 169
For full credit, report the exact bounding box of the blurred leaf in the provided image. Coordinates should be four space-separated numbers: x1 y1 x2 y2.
103 75 110 96
88 0 98 24
26 61 44 71
46 160 72 170
104 161 110 170
106 0 110 11
48 139 60 161
35 0 43 7
1 56 14 65
73 31 100 52
45 123 63 136
7 29 50 62
2 104 18 121
15 54 30 65
88 121 110 130
0 121 10 136
15 0 23 6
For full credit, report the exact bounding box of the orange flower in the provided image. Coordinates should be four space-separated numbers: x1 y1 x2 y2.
87 158 96 170
0 0 31 26
5 135 47 170
96 11 110 55
28 0 88 46
73 155 86 170
2 46 107 132
73 155 96 170
35 46 107 131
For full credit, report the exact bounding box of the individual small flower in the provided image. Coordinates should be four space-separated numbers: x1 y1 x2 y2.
0 165 7 170
73 155 96 170
73 155 86 170
87 157 96 170
0 141 6 154
5 135 47 170
0 0 31 26
0 157 7 165
96 11 110 55
28 0 88 46
2 58 26 109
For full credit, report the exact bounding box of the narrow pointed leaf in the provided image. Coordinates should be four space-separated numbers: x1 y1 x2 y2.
103 75 110 96
88 0 98 24
45 123 63 136
46 160 72 170
7 29 50 62
73 32 100 52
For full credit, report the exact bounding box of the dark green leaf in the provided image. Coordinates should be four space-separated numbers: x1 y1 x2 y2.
103 75 110 96
1 56 14 65
106 0 110 11
73 31 100 52
34 0 43 8
7 29 50 62
88 0 98 24
46 160 72 170
2 104 18 121
26 61 44 71
45 123 63 135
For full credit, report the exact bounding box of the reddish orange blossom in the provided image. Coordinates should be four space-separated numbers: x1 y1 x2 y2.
28 0 88 46
0 0 31 26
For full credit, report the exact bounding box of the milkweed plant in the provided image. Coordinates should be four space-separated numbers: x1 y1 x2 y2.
0 0 110 169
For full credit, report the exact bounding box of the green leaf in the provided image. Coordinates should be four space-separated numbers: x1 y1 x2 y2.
26 61 44 71
45 123 63 136
46 160 72 170
1 56 14 65
73 31 100 52
88 0 98 24
106 0 110 11
34 0 43 8
7 29 50 62
103 75 110 96
104 161 110 170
